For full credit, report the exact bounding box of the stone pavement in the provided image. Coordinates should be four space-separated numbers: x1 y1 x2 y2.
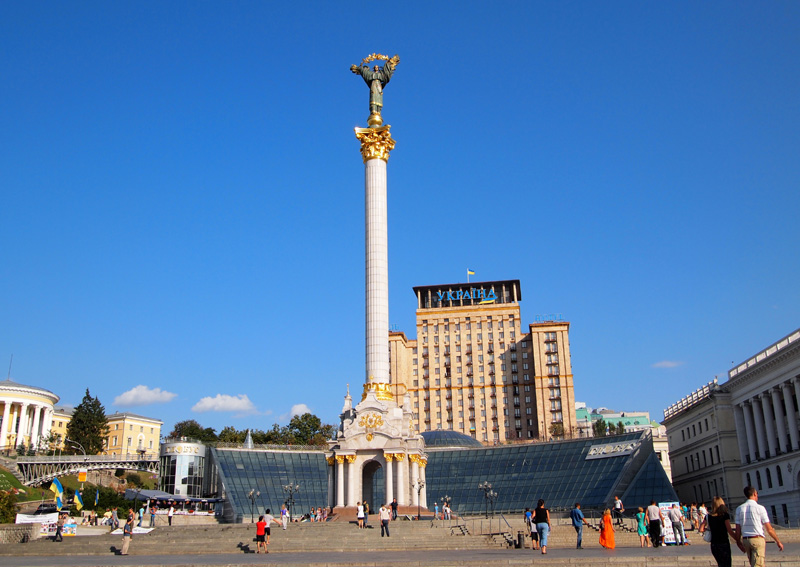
4 545 800 567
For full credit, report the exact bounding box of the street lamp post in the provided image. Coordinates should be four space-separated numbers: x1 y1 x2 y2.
66 438 87 492
247 489 260 523
413 479 425 520
478 481 494 519
282 483 299 522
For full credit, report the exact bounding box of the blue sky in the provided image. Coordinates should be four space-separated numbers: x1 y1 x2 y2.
1 2 798 434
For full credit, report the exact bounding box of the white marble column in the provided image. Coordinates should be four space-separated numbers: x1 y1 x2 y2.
771 388 788 454
29 405 42 449
327 459 334 509
364 157 390 387
43 408 53 436
0 402 11 449
760 394 777 458
751 399 767 459
411 460 420 506
384 454 394 504
18 403 30 446
347 458 357 507
397 455 407 506
419 464 427 509
733 404 749 463
742 402 758 463
336 458 345 507
782 383 799 451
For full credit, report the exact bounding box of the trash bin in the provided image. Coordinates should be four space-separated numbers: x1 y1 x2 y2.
517 531 524 548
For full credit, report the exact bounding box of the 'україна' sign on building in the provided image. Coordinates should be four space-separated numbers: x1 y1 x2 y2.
585 440 641 460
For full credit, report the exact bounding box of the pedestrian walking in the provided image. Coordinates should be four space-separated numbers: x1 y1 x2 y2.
262 508 280 547
53 513 65 542
646 500 664 548
636 507 650 547
569 502 588 549
700 496 742 567
733 487 783 567
613 495 624 526
533 499 551 555
599 508 616 549
168 504 174 526
138 505 144 527
280 504 289 529
379 503 391 537
120 517 133 555
111 506 119 530
363 501 369 527
255 515 268 554
669 503 686 545
149 505 156 527
524 507 538 551
391 497 398 520
356 501 365 529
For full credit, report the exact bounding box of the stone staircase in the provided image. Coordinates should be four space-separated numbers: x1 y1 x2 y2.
0 519 498 556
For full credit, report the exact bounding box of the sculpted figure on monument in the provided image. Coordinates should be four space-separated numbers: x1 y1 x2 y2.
350 53 400 127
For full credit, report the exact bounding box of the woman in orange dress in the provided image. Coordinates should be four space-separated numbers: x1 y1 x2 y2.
599 508 616 549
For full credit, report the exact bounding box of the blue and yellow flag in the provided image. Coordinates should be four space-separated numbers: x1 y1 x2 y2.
49 477 63 498
75 491 84 511
467 269 475 275
49 477 64 510
95 489 99 507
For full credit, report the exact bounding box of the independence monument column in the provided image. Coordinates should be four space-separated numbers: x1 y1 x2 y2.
326 53 425 514
351 53 399 401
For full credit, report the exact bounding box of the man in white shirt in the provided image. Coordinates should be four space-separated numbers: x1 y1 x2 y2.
668 504 686 545
646 500 664 548
734 486 783 567
379 503 392 537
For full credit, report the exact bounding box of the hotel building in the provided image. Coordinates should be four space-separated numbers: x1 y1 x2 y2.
389 279 576 444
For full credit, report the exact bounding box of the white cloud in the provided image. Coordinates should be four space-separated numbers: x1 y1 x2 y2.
652 360 684 369
290 403 311 417
191 394 257 416
114 385 177 407
278 403 313 422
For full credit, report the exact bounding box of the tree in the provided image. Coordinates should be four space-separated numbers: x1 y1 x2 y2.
0 491 18 524
607 422 616 435
218 426 245 443
65 389 109 455
125 472 144 488
289 413 322 445
549 423 565 438
169 420 218 443
617 421 625 434
593 419 607 437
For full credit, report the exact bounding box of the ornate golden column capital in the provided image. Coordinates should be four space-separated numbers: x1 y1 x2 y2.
361 381 394 401
355 126 396 163
393 453 405 461
384 453 395 462
345 455 357 464
326 456 335 466
335 455 345 464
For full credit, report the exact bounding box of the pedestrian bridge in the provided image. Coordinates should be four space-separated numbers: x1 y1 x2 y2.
15 453 159 485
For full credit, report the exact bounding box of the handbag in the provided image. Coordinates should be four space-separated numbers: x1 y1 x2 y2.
703 529 712 542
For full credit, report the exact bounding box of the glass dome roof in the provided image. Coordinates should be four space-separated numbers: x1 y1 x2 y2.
421 429 483 449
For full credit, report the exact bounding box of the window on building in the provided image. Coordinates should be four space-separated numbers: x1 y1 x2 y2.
777 465 783 486
756 471 762 490
766 468 773 489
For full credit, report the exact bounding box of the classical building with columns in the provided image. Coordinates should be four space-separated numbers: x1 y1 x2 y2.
664 328 800 525
726 328 800 525
0 378 59 451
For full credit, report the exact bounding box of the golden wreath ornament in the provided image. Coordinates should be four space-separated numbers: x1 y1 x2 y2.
358 412 384 441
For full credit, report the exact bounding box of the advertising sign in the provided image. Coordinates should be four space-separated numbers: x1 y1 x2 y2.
660 501 680 545
15 512 58 536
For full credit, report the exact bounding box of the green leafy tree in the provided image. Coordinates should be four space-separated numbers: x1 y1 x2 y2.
549 423 565 438
0 491 18 523
607 422 617 435
169 420 218 443
289 413 322 445
593 419 607 437
617 421 625 434
125 473 144 488
65 389 109 455
218 426 245 443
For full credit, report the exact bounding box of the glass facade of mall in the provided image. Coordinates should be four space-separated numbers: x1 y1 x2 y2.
207 430 676 522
